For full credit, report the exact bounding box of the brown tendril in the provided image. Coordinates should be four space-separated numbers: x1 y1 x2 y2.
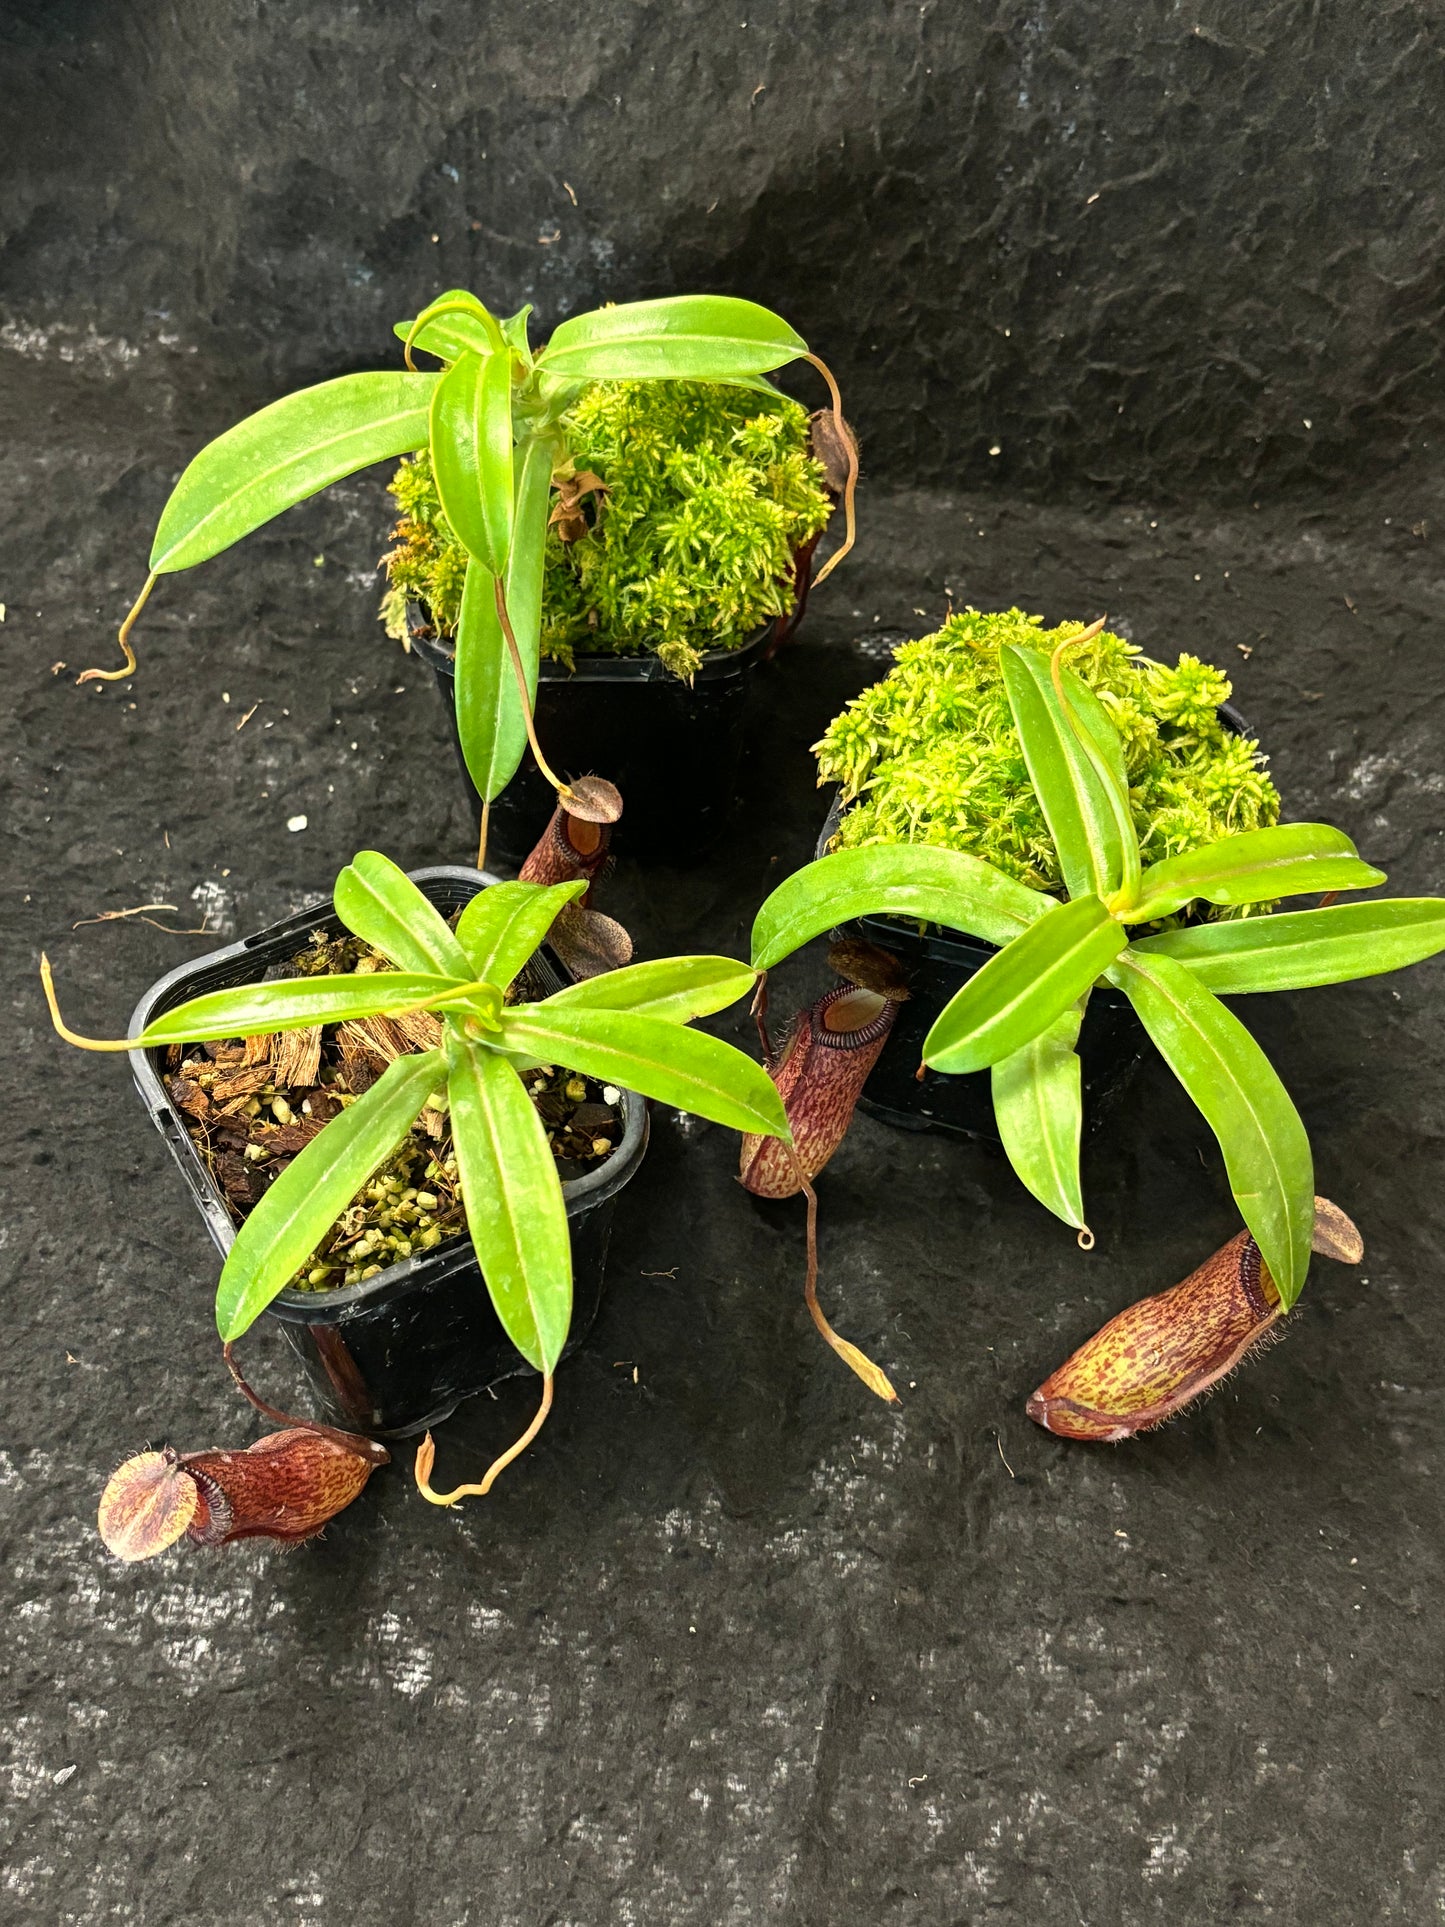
751 969 775 1065
222 1341 389 1464
804 354 857 587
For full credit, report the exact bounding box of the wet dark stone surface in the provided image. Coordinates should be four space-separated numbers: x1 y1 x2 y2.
3 341 1444 1922
4 4 1445 1914
4 1 1445 502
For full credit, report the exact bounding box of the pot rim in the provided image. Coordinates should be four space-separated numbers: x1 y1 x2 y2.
127 863 648 1323
407 607 776 686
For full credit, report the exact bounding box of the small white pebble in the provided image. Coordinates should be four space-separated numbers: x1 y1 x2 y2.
287 814 308 833
221 691 231 703
602 1085 620 1105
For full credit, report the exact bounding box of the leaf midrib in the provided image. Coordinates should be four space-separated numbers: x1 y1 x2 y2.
158 392 430 567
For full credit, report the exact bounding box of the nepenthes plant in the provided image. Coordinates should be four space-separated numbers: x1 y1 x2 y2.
44 851 790 1498
747 621 1445 1317
84 289 857 866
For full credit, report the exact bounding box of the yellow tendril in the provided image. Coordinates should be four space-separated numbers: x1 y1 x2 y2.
788 1147 898 1402
77 572 158 685
413 1373 555 1506
39 954 135 1052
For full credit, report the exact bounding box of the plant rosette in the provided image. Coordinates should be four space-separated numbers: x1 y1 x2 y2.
808 609 1271 1139
86 290 858 873
124 866 639 1439
45 853 789 1500
382 379 837 864
750 624 1445 1325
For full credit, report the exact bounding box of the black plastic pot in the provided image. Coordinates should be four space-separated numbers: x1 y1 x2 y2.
816 700 1251 1143
409 545 815 868
128 866 649 1438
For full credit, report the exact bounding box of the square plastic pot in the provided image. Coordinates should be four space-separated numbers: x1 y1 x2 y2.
128 866 649 1438
407 540 817 867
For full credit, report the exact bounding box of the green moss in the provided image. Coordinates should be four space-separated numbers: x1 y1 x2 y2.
815 608 1280 912
380 380 833 680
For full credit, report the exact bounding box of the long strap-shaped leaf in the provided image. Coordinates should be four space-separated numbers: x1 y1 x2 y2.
455 879 586 989
750 844 1048 971
924 896 1127 1076
135 972 481 1049
1133 897 1445 993
333 852 474 980
453 431 557 802
150 373 438 573
1125 823 1386 923
991 1002 1087 1230
447 1034 572 1374
500 1007 790 1138
1111 949 1314 1307
538 295 807 382
214 1049 443 1341
1000 644 1138 904
430 349 515 576
541 956 760 1023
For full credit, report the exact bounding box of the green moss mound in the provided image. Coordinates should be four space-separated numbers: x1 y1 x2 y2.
815 608 1280 909
381 380 833 681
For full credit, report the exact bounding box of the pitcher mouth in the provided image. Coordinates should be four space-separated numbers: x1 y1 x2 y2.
813 984 897 1050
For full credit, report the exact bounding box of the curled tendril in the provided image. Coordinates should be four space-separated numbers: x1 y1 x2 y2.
413 1373 555 1507
78 571 158 685
804 354 857 587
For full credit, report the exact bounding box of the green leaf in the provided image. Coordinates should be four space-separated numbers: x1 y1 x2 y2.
333 852 474 979
1000 643 1139 903
1111 948 1314 1307
150 373 437 574
452 431 556 801
1131 897 1445 993
214 1049 442 1340
750 845 1048 971
538 295 808 381
136 972 481 1049
429 349 515 575
393 289 498 364
710 372 787 399
923 895 1128 1075
1125 823 1387 923
541 955 759 1023
500 1007 790 1138
455 879 587 988
446 1033 572 1372
991 1002 1087 1230
498 303 535 365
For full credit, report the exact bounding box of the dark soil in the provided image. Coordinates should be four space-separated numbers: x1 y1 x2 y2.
161 929 621 1293
4 342 1445 1924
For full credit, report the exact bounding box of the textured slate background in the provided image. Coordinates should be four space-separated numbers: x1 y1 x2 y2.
3 3 1445 1923
4 0 1444 499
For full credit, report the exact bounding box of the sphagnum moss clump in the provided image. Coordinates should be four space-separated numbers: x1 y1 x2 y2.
381 380 832 680
816 608 1279 908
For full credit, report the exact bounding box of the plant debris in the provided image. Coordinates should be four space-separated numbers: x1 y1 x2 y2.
165 928 622 1295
